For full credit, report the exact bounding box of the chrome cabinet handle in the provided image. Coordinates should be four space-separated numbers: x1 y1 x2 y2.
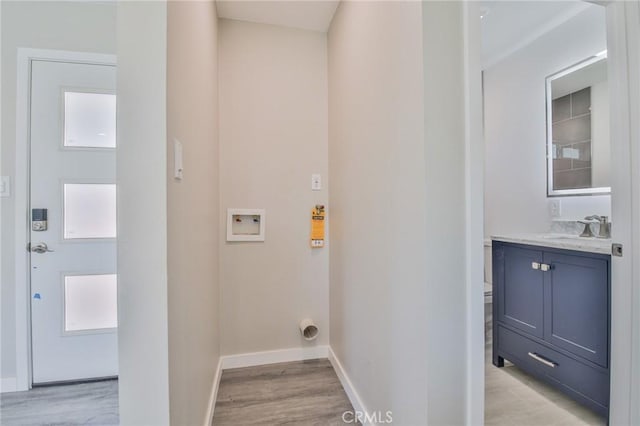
528 352 557 368
30 243 54 254
532 262 552 271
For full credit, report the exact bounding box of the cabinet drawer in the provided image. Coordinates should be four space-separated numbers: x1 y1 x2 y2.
497 325 609 410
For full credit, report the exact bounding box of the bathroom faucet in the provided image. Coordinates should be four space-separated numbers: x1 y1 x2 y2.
583 215 611 239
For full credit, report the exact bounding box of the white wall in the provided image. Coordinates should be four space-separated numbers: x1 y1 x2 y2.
484 6 609 238
0 0 116 387
422 3 472 423
328 2 469 423
218 19 329 355
116 2 170 424
166 1 220 424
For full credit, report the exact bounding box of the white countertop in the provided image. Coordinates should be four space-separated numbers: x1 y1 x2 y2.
491 233 611 255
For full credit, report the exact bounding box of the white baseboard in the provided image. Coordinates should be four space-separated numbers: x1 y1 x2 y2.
0 377 17 393
328 347 372 425
220 345 329 370
203 358 223 426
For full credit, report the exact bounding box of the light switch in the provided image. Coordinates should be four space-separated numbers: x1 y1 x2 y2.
174 139 183 180
0 176 10 198
311 174 322 191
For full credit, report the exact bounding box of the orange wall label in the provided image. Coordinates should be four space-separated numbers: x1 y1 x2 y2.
311 205 325 248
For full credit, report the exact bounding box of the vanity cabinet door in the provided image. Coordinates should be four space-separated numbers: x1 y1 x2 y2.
495 244 545 339
543 251 609 367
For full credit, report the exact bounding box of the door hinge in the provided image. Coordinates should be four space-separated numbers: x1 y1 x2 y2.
26 242 31 252
612 243 623 257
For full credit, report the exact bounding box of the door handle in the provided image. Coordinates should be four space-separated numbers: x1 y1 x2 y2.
532 262 552 271
528 352 557 368
30 242 54 254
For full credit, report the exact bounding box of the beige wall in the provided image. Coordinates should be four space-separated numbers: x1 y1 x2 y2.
218 19 329 355
0 0 116 383
116 2 170 424
328 1 425 422
2 4 475 422
328 2 468 423
167 1 220 425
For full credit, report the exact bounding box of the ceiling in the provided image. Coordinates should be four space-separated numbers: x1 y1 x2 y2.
216 0 340 32
552 55 607 99
216 1 598 64
480 1 594 69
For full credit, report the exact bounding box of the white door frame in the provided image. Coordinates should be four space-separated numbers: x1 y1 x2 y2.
464 1 640 425
464 1 640 424
14 48 116 391
462 2 485 424
606 1 640 424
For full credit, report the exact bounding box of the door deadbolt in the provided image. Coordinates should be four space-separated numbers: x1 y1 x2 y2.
32 208 48 231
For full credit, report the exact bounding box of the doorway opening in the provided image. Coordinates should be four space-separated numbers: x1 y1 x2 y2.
480 2 615 424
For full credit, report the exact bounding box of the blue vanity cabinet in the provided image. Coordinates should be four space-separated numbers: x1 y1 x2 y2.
493 241 611 417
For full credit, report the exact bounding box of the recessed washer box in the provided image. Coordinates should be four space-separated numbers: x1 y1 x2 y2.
226 208 265 242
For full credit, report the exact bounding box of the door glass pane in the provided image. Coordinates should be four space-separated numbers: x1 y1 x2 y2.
64 184 116 239
64 91 116 148
64 274 117 331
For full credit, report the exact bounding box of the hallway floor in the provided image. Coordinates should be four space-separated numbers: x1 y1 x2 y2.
484 302 605 426
0 379 118 425
213 359 356 425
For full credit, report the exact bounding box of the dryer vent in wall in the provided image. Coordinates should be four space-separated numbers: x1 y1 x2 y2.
299 318 318 341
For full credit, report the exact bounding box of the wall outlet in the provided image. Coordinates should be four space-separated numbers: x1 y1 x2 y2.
549 199 562 218
0 176 10 198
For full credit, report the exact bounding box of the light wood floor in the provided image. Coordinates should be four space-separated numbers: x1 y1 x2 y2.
0 379 118 426
484 302 606 426
213 359 356 426
2 328 602 426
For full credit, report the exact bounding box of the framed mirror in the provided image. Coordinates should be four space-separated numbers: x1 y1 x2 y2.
546 51 610 196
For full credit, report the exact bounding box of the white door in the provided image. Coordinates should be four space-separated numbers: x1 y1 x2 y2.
30 60 117 384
